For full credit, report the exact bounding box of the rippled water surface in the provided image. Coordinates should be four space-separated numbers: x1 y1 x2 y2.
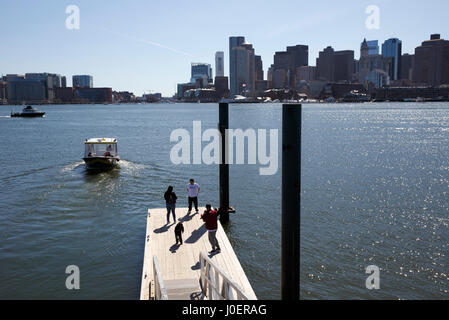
1 103 449 299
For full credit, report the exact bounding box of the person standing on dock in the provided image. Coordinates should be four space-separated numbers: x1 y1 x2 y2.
164 186 177 224
187 178 200 214
201 204 221 254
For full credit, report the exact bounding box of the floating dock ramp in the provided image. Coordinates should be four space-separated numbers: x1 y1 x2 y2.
140 208 257 300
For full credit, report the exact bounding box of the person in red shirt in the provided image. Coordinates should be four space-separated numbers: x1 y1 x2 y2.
201 204 221 254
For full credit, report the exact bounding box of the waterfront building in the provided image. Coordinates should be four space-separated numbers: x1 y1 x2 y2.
7 79 47 103
382 38 402 81
316 46 354 83
73 87 112 103
215 52 224 77
413 34 449 86
73 75 93 88
214 76 229 99
400 54 415 81
61 76 67 88
177 82 197 99
0 81 7 102
229 36 246 96
55 87 74 103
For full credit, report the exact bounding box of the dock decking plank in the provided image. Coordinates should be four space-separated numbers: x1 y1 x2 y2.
140 207 257 300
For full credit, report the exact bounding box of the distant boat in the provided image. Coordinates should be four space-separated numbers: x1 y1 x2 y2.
11 106 45 118
83 138 120 170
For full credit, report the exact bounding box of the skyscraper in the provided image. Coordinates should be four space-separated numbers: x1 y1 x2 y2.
215 52 224 77
413 34 449 86
269 45 308 88
255 55 264 81
382 38 402 81
316 47 354 83
190 63 212 87
365 40 379 55
229 36 258 97
229 36 245 96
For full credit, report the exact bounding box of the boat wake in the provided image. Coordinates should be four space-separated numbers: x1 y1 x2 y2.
118 160 146 175
60 159 146 176
60 161 85 174
0 116 11 118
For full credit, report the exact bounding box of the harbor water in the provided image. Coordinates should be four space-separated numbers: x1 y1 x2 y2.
1 102 449 299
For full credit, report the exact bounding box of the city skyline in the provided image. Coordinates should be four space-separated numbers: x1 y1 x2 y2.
1 0 449 96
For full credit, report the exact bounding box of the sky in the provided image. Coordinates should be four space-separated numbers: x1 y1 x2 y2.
1 0 449 96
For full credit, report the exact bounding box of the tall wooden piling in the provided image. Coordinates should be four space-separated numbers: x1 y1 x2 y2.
282 104 301 300
219 102 231 223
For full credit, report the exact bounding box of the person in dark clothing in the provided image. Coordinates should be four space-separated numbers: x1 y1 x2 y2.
201 204 221 254
164 186 177 224
174 222 184 245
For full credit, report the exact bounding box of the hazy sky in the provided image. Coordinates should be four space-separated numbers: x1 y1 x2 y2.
1 0 448 96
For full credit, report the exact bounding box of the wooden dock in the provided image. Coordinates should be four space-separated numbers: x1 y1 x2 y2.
140 207 257 300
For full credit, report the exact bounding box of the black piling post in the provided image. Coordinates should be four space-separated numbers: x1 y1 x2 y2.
282 104 301 300
219 102 231 223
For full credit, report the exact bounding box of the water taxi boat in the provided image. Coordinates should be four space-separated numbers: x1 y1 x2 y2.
83 138 120 170
11 106 45 117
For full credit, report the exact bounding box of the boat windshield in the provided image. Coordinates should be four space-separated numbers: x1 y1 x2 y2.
85 144 118 157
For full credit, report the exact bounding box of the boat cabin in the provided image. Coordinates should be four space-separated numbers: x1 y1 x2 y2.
85 138 118 158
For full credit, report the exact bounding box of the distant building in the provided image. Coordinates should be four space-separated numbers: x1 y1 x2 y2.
316 46 354 83
215 52 224 77
366 40 379 55
229 36 246 96
413 34 449 86
73 75 93 88
319 83 368 100
271 68 288 89
269 45 308 89
382 38 402 81
359 39 390 88
177 82 197 99
25 73 61 101
400 53 414 81
0 81 8 102
55 87 74 103
7 79 47 103
229 38 258 97
191 63 213 84
214 76 229 99
74 87 112 103
61 76 67 88
375 86 449 101
297 66 316 82
255 55 264 81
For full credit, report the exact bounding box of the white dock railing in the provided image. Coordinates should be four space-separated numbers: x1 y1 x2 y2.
199 252 250 300
153 256 168 300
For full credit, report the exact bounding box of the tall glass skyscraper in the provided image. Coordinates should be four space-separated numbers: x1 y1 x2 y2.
229 36 245 96
382 38 402 80
366 40 379 55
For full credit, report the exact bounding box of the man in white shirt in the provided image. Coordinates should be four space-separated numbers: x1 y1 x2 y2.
187 178 200 214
